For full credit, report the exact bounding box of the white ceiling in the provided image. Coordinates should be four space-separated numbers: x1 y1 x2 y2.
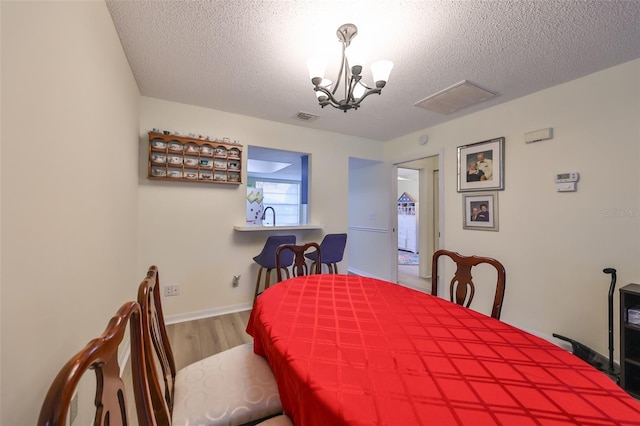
106 1 640 142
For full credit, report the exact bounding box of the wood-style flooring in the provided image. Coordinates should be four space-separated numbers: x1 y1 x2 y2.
166 310 253 371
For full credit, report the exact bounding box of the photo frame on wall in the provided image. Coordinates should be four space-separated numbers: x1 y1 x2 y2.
457 137 505 192
463 191 499 231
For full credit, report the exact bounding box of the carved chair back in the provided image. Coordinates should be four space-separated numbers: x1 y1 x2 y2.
38 301 156 426
137 265 175 424
431 249 506 319
276 242 322 282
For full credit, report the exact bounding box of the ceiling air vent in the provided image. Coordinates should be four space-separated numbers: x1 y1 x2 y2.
294 111 320 122
414 80 497 114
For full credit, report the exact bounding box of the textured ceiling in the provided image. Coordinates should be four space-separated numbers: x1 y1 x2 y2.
106 1 640 141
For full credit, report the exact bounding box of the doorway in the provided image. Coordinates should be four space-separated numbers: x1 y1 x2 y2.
395 155 440 292
397 167 420 283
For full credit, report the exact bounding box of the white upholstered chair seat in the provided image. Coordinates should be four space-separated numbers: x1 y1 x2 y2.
171 343 283 426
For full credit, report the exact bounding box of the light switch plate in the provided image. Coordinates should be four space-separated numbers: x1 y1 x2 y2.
556 182 577 192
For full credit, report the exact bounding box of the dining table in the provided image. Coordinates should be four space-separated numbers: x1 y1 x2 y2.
246 274 640 425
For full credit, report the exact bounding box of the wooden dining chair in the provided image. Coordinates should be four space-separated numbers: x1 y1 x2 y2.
275 242 322 282
38 301 156 426
431 249 506 320
138 265 283 426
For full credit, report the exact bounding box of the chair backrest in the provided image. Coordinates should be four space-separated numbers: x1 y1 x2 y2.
137 265 175 424
38 301 156 426
254 235 296 268
431 249 506 319
276 242 321 281
319 233 347 263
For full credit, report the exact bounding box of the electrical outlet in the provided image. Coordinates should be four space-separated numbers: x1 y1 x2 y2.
232 275 240 287
164 284 180 296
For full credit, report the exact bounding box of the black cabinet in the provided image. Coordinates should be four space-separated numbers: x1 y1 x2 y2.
620 283 640 398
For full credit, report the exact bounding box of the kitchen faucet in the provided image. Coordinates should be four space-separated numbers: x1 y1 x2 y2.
261 206 276 226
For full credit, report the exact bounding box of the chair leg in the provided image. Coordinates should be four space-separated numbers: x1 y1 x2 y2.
313 261 327 274
264 268 272 291
254 267 264 302
254 267 275 302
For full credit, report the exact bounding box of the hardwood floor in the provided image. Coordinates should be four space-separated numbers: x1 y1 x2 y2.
166 310 253 371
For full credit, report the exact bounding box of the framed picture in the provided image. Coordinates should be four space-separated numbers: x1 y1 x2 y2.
463 191 499 231
457 137 504 192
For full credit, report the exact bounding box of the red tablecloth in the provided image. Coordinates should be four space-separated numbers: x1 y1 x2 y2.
246 274 640 425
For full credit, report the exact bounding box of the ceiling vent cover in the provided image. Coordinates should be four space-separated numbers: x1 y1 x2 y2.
414 80 497 114
294 111 320 122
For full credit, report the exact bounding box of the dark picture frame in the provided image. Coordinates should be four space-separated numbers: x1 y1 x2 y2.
463 191 499 231
457 137 505 192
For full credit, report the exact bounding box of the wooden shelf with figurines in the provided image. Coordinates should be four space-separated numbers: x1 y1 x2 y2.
148 132 242 184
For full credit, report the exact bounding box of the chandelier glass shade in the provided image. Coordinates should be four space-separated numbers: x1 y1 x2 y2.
307 23 393 112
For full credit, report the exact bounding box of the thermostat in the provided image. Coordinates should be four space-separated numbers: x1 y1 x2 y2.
555 172 579 192
554 172 579 183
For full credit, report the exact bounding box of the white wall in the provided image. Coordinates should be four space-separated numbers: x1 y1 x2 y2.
397 173 419 201
138 97 384 318
384 59 640 356
1 2 140 424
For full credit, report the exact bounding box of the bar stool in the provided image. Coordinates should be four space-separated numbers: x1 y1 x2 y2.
253 235 296 302
305 233 347 274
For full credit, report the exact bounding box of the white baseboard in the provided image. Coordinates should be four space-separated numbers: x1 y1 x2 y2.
164 302 254 325
346 267 386 280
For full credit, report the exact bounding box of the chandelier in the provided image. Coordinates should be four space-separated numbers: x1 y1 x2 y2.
307 23 393 112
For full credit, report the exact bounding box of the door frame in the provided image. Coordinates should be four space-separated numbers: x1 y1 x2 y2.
392 151 444 288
